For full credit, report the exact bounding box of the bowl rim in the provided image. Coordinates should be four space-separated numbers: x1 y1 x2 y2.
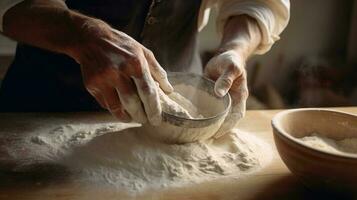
163 72 232 122
272 108 357 159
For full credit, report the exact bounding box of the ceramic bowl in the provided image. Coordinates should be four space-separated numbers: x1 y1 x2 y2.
272 108 357 195
142 72 231 144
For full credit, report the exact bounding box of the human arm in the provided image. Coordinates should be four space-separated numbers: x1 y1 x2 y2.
205 15 260 137
2 0 173 125
204 0 290 136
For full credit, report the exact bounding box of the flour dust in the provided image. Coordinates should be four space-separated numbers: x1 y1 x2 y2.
2 122 272 193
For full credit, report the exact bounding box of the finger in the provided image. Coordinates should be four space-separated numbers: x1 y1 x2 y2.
101 86 132 122
227 76 248 127
132 64 162 126
215 68 237 97
87 87 106 109
214 113 243 139
81 59 111 109
100 53 147 124
230 75 249 109
214 75 248 139
101 38 162 125
115 74 147 124
209 52 244 97
144 49 173 93
214 60 244 97
204 56 221 81
213 100 247 139
102 38 136 59
111 28 123 36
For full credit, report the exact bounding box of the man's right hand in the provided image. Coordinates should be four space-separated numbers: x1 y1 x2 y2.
69 19 173 125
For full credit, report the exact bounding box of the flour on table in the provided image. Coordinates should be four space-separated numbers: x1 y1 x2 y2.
299 133 357 154
1 88 270 194
63 128 271 192
3 122 272 193
2 122 138 169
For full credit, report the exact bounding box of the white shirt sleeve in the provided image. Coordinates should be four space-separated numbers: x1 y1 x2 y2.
216 0 290 54
0 0 25 32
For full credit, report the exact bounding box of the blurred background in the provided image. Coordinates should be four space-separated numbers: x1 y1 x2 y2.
0 0 357 110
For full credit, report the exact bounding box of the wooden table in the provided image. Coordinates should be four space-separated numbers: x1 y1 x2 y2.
0 107 356 200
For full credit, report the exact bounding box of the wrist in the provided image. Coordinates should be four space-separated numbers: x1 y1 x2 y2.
219 15 262 60
218 39 251 61
56 10 88 59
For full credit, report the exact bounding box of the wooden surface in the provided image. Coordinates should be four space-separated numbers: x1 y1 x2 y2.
0 107 356 200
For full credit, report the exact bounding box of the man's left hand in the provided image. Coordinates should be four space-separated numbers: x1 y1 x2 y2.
204 50 249 138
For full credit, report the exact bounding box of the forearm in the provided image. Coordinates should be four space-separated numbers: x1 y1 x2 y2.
219 15 262 60
2 0 97 58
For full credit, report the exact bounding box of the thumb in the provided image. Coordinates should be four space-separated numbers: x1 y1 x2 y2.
215 70 236 97
214 53 244 97
144 49 174 93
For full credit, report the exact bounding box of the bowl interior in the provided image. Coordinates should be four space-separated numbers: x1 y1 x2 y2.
274 109 357 142
272 109 357 194
167 72 231 119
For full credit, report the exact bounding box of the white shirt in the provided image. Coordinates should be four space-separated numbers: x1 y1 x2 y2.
0 0 290 54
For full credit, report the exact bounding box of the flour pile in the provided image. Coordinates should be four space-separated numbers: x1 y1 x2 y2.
61 128 271 191
158 87 203 119
3 121 272 193
3 122 137 168
299 133 357 154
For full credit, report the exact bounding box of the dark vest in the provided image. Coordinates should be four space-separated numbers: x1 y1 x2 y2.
0 0 202 112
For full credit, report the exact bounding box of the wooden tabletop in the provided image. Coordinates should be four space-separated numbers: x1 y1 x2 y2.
0 107 356 200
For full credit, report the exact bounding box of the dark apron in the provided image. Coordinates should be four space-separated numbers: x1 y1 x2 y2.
0 0 202 112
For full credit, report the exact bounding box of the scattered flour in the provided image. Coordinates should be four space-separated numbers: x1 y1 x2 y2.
61 128 271 192
1 85 271 194
2 122 137 168
3 122 272 193
299 133 357 154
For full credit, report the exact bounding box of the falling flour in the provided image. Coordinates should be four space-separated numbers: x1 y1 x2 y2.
299 133 357 155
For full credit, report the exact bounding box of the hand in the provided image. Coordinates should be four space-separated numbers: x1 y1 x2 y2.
204 15 261 137
204 50 248 138
70 19 173 125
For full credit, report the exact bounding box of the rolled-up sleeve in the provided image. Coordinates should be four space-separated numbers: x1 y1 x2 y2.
216 0 290 54
0 0 25 32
